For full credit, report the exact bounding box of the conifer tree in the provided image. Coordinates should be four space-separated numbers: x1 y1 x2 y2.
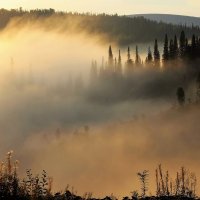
179 31 186 58
108 45 113 67
192 34 196 50
127 46 133 65
135 45 141 66
154 39 160 67
169 39 175 60
118 49 121 64
125 46 134 75
174 35 178 59
146 47 153 66
163 34 169 61
127 46 131 61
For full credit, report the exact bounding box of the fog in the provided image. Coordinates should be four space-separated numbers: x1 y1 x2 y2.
1 106 200 198
0 19 199 198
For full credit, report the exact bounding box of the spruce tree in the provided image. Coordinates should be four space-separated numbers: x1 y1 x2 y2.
169 39 175 60
163 34 169 61
127 46 131 61
118 49 121 64
117 49 122 74
192 34 196 50
127 46 133 65
174 35 178 59
154 39 160 67
179 31 186 58
108 45 113 67
146 47 153 66
135 45 141 66
126 46 134 74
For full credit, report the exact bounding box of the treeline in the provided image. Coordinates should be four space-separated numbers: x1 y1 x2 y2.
91 30 200 75
0 151 198 200
0 8 200 44
89 31 200 103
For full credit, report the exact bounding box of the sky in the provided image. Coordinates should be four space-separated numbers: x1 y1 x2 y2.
0 0 200 17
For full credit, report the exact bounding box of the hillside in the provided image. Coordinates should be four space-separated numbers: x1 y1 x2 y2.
129 14 200 27
0 9 200 45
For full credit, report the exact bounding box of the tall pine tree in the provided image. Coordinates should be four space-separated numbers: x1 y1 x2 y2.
126 46 134 75
117 49 122 75
174 35 178 59
135 45 141 66
169 39 175 60
179 31 186 58
163 34 169 62
108 45 114 67
146 47 153 66
154 39 160 68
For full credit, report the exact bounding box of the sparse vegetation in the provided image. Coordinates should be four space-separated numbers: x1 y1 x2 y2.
137 170 149 198
0 151 198 200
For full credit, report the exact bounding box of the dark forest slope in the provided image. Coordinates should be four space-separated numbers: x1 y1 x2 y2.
1 8 200 45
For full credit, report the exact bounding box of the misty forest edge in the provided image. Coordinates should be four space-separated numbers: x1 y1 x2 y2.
0 8 200 200
89 30 200 106
1 30 200 200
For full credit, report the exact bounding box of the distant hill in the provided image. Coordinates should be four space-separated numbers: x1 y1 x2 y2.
128 14 200 27
1 9 200 45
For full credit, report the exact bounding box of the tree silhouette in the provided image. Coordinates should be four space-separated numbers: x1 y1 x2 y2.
135 45 141 66
180 31 186 58
174 35 178 59
163 34 169 62
169 39 175 60
137 170 149 198
127 46 131 61
125 46 134 75
146 47 153 66
108 45 114 67
154 39 160 68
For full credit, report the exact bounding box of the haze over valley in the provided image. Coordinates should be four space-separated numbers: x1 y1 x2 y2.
0 4 199 199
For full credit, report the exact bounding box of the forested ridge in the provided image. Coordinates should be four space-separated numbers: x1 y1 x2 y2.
0 8 200 45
